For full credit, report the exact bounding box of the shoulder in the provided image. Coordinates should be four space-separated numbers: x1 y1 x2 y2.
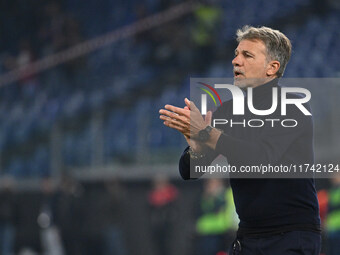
281 90 312 116
279 90 313 130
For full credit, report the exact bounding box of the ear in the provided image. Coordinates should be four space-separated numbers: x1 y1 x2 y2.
266 60 280 77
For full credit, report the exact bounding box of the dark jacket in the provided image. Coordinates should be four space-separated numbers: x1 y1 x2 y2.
179 79 320 236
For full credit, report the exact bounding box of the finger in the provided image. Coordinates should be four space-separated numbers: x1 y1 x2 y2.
163 121 190 136
185 98 199 112
205 111 212 125
184 106 189 110
162 106 189 118
184 98 191 109
159 115 188 129
159 109 189 124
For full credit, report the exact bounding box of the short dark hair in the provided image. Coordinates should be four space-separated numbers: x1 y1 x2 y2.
236 25 292 78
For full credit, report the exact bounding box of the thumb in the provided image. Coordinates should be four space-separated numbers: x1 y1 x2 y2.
184 98 191 109
205 111 212 125
185 98 198 111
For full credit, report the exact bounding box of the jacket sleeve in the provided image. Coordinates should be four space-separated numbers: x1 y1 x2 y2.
179 146 219 180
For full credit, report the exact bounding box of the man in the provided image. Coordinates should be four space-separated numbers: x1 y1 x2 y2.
195 179 237 255
159 26 321 254
326 173 340 255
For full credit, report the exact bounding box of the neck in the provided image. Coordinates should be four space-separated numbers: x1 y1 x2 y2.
235 76 278 89
252 76 277 88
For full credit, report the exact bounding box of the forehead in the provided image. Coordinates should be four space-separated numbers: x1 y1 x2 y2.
235 39 267 55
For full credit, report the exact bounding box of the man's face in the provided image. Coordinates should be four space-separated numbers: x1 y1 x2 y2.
232 39 270 88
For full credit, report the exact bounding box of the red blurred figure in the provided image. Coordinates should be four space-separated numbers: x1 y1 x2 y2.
148 175 179 255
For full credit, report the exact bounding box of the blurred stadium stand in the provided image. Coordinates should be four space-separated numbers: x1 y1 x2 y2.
0 0 339 253
0 0 339 180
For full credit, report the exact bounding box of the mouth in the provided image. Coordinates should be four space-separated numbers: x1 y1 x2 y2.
233 70 244 78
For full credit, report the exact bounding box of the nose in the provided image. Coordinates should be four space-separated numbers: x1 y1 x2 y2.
232 55 242 67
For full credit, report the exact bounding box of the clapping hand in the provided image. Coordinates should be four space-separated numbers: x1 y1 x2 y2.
159 98 212 152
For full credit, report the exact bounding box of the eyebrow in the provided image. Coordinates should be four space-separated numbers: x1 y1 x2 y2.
235 49 255 57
